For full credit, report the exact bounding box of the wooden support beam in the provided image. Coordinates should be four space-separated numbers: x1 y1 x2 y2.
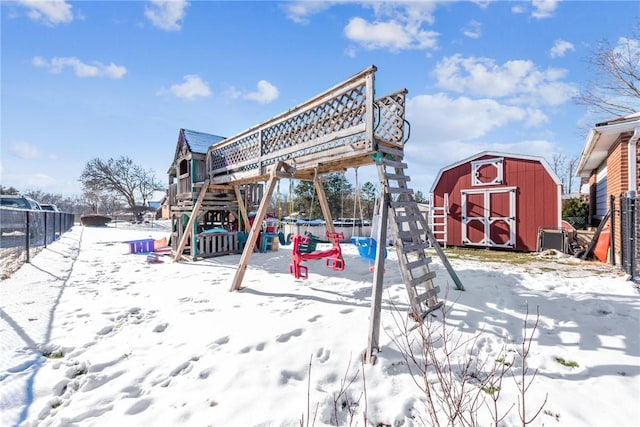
365 192 389 365
415 212 465 292
314 177 335 235
582 209 611 260
229 167 281 291
174 179 210 261
233 185 250 232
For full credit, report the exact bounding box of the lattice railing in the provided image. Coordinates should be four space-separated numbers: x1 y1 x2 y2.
206 66 407 182
374 89 408 144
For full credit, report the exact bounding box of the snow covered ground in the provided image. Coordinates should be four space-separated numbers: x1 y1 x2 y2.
1 221 638 426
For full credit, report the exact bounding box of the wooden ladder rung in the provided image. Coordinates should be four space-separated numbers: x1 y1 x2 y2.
415 286 441 303
397 230 425 241
406 257 432 270
402 241 431 252
390 200 417 209
378 144 404 157
394 214 422 223
411 271 437 287
384 173 410 181
380 158 407 169
387 187 414 194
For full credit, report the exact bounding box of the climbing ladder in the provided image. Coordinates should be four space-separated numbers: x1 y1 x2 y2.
375 145 465 320
428 193 448 248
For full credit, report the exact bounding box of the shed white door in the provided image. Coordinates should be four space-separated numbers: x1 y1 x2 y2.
461 187 516 248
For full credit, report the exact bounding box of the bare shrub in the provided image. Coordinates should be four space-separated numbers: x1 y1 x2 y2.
387 300 546 426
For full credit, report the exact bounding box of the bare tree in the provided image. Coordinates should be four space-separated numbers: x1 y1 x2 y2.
566 157 578 194
574 28 640 117
80 190 123 215
79 156 163 208
551 154 579 194
551 153 565 177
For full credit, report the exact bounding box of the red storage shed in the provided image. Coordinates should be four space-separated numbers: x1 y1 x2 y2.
429 151 562 252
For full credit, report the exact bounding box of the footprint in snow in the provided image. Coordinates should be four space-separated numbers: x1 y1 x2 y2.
152 323 168 333
126 398 152 415
276 328 303 343
279 369 305 385
316 347 331 363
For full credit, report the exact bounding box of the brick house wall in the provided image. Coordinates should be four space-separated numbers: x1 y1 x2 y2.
586 133 637 265
607 136 627 264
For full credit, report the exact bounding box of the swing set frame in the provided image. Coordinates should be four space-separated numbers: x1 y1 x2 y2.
173 66 429 364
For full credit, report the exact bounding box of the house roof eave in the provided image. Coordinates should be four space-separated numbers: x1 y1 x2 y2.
575 113 640 177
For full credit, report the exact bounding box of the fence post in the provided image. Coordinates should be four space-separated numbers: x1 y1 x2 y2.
25 211 31 263
44 212 48 248
630 195 637 281
610 195 616 266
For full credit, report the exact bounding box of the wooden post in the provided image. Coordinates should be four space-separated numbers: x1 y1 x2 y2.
234 185 250 231
230 170 280 291
175 179 210 261
314 178 335 234
365 192 389 364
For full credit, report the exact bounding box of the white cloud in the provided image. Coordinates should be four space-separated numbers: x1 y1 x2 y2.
343 2 440 52
531 0 558 19
407 93 527 143
9 141 43 160
170 75 212 100
462 20 482 39
511 4 526 14
3 171 58 190
244 80 279 104
282 1 334 24
223 85 242 100
344 46 357 58
524 108 550 127
145 0 189 31
401 90 560 186
615 36 640 59
550 39 575 58
19 0 73 26
32 56 127 79
345 16 438 51
433 54 576 106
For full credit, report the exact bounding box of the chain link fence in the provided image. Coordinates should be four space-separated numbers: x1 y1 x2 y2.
564 215 589 230
0 208 75 279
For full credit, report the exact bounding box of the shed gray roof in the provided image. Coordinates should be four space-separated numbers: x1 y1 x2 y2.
181 128 225 154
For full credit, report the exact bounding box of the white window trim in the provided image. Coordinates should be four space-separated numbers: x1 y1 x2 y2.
471 157 504 186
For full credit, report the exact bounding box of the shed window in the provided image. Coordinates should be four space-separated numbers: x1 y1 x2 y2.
471 158 503 186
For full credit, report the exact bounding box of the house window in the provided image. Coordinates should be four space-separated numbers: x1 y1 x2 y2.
471 158 504 186
595 166 608 218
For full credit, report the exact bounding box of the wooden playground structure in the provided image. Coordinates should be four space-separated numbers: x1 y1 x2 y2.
167 66 463 363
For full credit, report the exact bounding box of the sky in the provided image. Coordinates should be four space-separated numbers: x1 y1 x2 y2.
1 0 639 197
1 221 639 426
